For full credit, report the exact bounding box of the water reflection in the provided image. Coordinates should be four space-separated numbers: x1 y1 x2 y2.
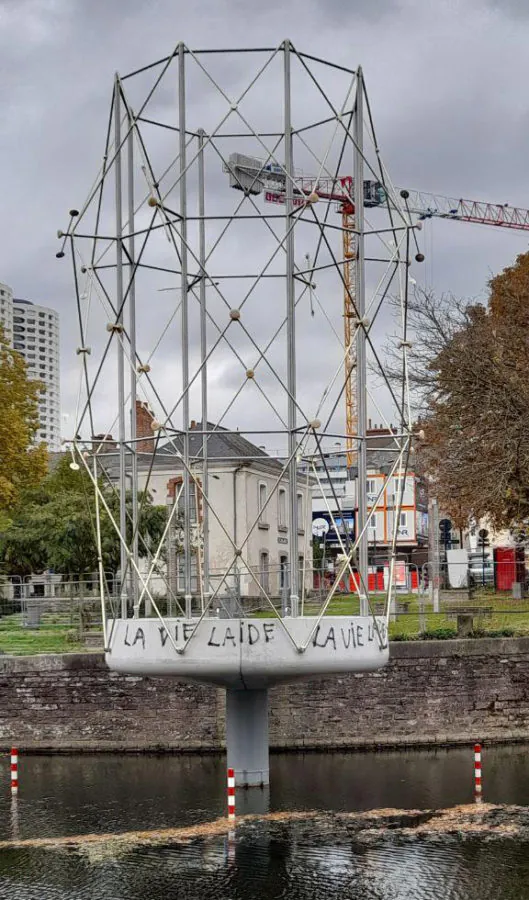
1 748 529 899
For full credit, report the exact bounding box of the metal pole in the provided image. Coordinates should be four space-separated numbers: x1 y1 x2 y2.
354 68 368 616
114 75 128 619
198 128 209 610
127 105 140 616
429 497 440 612
178 43 192 619
284 39 299 618
93 455 108 648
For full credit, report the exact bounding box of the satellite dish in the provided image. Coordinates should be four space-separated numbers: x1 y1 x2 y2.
312 517 330 538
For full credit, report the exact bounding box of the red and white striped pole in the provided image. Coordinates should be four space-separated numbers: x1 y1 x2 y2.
10 748 18 796
474 743 482 802
227 767 236 820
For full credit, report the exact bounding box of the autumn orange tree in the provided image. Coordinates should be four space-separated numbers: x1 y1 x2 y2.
0 325 47 518
415 252 529 530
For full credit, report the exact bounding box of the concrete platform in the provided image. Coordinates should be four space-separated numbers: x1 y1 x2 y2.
106 616 389 688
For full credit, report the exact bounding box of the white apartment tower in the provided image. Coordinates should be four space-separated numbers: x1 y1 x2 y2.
12 299 61 450
0 282 14 340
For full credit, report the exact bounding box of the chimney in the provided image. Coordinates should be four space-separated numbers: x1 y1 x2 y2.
136 400 155 453
91 433 117 453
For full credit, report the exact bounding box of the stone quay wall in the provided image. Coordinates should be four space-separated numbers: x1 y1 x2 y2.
1 638 529 752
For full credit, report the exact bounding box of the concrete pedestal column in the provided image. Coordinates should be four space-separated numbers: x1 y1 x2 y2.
226 688 269 787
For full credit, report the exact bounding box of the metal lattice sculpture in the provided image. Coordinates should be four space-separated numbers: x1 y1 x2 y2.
58 40 420 655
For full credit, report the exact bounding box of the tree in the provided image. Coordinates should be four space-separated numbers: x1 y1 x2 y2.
400 252 529 530
0 455 169 578
0 326 47 516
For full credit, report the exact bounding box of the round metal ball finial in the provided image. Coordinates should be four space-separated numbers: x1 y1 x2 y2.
147 196 158 207
246 369 254 379
56 251 65 259
229 309 241 321
69 209 79 217
400 189 410 199
415 252 425 263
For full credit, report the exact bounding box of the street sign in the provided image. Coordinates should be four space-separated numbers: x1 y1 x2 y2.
478 528 490 547
312 517 330 538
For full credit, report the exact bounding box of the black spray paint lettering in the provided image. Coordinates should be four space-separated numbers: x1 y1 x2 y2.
150 621 281 651
223 627 236 647
132 627 145 650
356 624 364 647
340 627 354 649
122 624 147 649
208 626 221 647
159 626 169 647
248 624 260 645
207 623 276 647
313 623 365 651
312 625 337 650
263 624 275 642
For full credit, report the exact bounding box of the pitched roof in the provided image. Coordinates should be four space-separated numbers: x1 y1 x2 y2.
80 421 283 477
157 422 272 464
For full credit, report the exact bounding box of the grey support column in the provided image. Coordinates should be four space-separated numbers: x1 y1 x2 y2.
354 69 368 616
114 75 128 619
127 106 140 615
284 40 299 618
226 688 269 787
198 128 209 609
178 43 192 619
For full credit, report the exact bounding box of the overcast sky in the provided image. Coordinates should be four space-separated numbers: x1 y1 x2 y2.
1 0 529 451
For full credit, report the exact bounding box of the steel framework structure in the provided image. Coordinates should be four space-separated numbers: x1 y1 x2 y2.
58 40 419 642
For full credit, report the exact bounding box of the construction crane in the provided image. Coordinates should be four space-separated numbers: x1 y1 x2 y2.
225 153 529 469
225 154 371 469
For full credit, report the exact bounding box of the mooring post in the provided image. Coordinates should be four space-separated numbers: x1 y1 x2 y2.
474 743 482 803
226 688 269 787
10 747 18 795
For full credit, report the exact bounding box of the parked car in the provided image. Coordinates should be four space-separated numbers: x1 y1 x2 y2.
468 559 494 585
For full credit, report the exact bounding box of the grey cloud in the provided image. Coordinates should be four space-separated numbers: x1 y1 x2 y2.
1 0 528 449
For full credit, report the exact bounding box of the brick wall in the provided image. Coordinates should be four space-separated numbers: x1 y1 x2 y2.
1 638 529 752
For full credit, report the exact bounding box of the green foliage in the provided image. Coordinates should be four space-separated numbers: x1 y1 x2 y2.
421 252 529 530
474 627 516 639
0 325 47 512
0 454 168 577
419 627 458 641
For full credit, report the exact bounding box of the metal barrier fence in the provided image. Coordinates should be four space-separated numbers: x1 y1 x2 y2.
0 574 111 638
420 558 528 604
1 558 527 649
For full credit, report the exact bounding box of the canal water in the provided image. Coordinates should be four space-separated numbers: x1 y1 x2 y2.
1 747 529 898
